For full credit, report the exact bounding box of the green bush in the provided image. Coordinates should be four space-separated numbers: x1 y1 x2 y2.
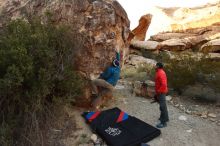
0 18 84 145
164 53 220 94
121 64 155 81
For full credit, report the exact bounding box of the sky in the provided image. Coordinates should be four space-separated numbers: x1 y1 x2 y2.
117 0 220 29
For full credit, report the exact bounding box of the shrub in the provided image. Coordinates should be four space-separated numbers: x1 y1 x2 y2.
121 64 155 81
164 52 220 94
0 18 84 145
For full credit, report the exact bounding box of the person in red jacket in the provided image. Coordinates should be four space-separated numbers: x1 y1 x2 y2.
155 62 169 128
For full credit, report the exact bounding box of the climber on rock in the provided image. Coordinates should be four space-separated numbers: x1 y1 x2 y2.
91 48 121 109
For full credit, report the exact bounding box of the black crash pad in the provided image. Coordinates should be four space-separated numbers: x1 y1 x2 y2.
82 107 161 146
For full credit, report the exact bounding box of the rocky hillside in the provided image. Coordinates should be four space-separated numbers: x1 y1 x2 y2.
130 2 220 56
145 2 220 36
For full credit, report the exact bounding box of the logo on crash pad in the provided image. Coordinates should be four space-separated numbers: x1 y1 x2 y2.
105 127 121 136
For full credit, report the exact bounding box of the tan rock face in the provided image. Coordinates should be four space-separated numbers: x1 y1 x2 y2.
132 80 155 98
170 4 220 32
148 24 220 52
128 14 152 41
157 38 192 51
130 40 159 51
201 39 220 53
0 0 130 78
128 54 157 68
149 3 220 33
150 33 197 42
129 2 220 53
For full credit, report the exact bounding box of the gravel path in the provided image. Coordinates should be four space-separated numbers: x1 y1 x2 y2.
109 82 220 146
61 80 220 146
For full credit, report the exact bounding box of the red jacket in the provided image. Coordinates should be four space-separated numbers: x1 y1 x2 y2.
155 68 168 94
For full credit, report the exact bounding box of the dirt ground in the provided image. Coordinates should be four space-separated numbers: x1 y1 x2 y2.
49 79 220 146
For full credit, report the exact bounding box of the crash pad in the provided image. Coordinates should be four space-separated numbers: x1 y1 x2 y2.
82 107 161 146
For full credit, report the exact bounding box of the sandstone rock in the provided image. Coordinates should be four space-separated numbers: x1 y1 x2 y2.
171 9 220 31
133 81 147 97
145 80 155 98
210 118 216 122
140 3 220 39
208 113 217 118
208 53 220 61
133 81 142 96
201 115 208 119
146 87 155 98
128 14 152 41
148 29 220 52
150 33 197 42
147 4 220 52
128 55 157 67
201 111 208 119
200 39 220 53
157 38 191 51
133 80 155 98
130 40 159 51
170 4 220 32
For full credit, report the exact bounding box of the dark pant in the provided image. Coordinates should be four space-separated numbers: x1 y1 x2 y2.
158 94 169 124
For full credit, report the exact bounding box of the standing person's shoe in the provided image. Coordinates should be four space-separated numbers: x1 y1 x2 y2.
156 122 167 128
158 118 169 123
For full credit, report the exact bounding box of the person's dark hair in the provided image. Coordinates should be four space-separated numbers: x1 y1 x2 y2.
156 62 164 68
113 59 119 67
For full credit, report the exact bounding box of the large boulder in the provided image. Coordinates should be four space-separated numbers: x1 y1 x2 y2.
132 80 155 98
208 53 220 61
0 0 130 101
0 0 130 78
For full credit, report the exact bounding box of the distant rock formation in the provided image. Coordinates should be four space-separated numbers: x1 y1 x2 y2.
150 24 220 53
124 1 218 39
129 2 220 55
169 4 220 32
128 14 152 42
